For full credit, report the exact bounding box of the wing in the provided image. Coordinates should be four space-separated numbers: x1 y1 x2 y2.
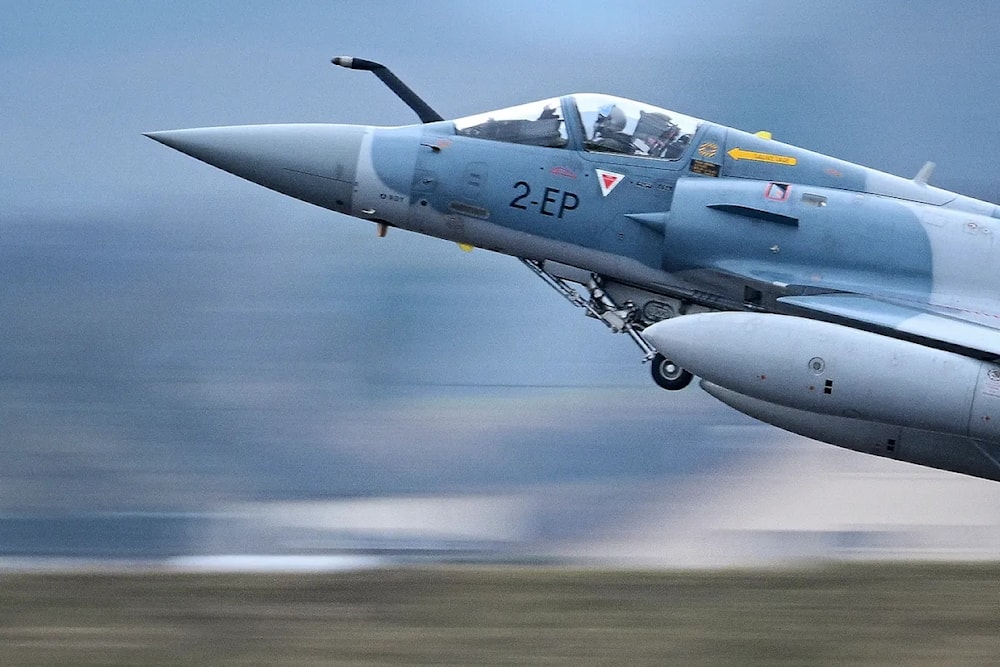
778 293 1000 360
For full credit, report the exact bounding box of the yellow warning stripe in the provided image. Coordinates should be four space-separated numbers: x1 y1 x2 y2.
727 147 797 166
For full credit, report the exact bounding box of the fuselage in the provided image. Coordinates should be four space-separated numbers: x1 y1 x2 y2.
148 93 1000 323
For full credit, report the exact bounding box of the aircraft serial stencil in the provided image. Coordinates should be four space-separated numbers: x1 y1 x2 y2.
147 57 1000 483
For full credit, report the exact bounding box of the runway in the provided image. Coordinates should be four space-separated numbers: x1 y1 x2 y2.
2 564 998 665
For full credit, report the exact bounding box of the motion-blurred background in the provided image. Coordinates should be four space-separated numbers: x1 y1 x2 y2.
4 1 1000 568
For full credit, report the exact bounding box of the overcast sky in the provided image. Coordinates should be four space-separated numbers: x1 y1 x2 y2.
3 2 1000 518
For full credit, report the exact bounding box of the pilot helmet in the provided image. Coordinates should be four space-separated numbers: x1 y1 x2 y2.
595 104 626 134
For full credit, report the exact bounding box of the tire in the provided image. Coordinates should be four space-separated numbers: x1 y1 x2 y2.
650 353 693 391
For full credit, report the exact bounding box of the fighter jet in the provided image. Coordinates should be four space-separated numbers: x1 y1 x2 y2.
147 57 1000 483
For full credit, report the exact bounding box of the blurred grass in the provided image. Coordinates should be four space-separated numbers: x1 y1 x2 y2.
0 564 999 665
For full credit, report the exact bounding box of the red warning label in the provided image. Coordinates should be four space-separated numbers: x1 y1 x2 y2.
595 169 624 197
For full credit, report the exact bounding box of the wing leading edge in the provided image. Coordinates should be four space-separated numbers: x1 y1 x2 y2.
778 293 1000 360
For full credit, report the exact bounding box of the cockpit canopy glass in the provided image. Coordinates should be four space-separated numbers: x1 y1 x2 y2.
454 98 568 148
575 93 701 160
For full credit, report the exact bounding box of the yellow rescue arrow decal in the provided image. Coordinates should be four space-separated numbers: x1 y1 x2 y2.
727 147 797 166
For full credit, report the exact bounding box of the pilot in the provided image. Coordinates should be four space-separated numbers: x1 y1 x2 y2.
537 105 559 120
592 104 633 154
662 132 691 159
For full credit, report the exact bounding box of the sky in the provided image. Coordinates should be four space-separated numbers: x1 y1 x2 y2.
3 1 1000 552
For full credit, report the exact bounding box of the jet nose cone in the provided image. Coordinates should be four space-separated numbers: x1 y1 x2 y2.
145 130 235 175
143 129 192 152
145 124 366 213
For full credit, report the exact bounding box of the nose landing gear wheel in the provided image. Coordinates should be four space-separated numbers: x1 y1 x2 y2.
651 352 693 391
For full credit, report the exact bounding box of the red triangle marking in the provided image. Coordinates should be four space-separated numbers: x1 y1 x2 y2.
595 169 624 196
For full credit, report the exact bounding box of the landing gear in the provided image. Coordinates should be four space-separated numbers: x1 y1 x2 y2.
520 259 695 391
521 258 657 359
650 353 693 391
